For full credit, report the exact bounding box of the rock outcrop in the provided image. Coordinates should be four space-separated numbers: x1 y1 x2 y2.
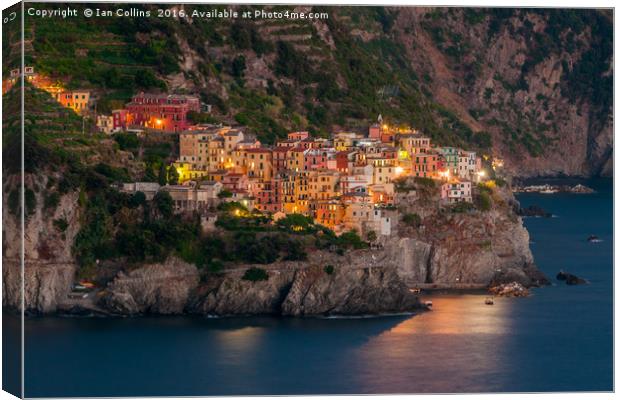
395 187 549 289
99 258 200 315
99 257 425 317
2 175 80 314
488 282 530 297
281 265 421 316
556 271 588 285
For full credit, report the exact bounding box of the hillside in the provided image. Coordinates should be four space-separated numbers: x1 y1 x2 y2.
21 5 613 177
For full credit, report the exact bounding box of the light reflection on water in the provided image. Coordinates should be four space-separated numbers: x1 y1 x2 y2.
352 294 512 393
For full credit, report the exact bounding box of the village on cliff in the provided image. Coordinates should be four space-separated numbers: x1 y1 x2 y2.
7 67 501 238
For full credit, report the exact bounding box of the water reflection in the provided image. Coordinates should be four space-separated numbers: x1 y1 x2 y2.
353 294 512 393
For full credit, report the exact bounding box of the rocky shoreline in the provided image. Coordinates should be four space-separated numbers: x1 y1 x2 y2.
3 174 550 318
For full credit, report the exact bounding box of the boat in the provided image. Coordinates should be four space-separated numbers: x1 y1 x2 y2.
485 297 494 305
587 235 603 243
409 288 421 294
424 300 433 309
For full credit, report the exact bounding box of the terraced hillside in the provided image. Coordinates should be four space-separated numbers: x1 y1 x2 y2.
16 5 614 177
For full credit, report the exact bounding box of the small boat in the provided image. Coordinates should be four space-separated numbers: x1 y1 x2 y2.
587 235 603 243
409 288 421 294
485 297 494 305
424 300 433 309
540 188 558 194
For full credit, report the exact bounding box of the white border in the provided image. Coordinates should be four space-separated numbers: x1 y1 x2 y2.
0 1 616 400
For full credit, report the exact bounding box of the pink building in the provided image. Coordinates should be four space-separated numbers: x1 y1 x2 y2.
222 173 249 192
288 131 310 141
304 149 331 171
124 92 200 132
112 109 128 130
369 123 381 139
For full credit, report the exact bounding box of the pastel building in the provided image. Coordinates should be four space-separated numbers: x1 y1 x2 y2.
124 92 200 132
440 181 473 203
458 151 478 179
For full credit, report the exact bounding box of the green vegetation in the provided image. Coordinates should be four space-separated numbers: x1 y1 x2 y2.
53 218 69 233
324 265 335 275
242 267 269 282
474 192 492 211
449 201 475 213
402 213 422 227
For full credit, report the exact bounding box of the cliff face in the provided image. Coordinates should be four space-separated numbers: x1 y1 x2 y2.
99 257 425 317
99 258 200 314
392 8 612 177
2 174 80 314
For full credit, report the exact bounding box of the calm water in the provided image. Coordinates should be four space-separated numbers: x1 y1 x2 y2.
8 179 613 396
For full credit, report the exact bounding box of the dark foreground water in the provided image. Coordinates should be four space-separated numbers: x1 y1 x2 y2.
7 179 613 396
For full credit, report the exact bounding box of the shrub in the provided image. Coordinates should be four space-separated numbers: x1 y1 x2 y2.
475 192 492 211
284 239 307 261
25 188 36 217
277 213 313 233
218 189 233 199
53 218 69 232
242 267 269 282
8 189 19 216
366 230 378 242
128 191 147 208
338 230 367 250
324 265 335 275
153 191 174 218
44 192 61 210
402 213 422 227
494 177 507 187
450 202 475 213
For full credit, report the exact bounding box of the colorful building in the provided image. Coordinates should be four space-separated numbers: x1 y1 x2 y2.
124 92 200 132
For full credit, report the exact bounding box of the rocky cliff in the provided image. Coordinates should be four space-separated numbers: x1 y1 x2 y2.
2 174 80 314
97 256 425 317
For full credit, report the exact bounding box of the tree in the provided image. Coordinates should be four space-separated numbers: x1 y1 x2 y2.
167 166 179 185
366 230 378 243
128 191 146 208
158 163 168 186
153 191 174 218
277 213 313 232
231 55 246 78
134 69 166 90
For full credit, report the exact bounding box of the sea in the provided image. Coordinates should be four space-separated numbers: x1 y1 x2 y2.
4 178 613 396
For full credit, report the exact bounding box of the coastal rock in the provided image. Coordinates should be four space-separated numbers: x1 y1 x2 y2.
187 269 295 315
188 263 425 317
281 265 423 316
517 205 552 218
398 186 549 289
570 184 595 194
488 282 530 297
99 258 200 315
556 271 588 285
